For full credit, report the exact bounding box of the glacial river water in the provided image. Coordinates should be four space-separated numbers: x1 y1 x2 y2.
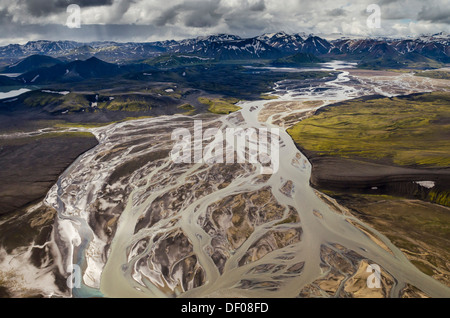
43 61 450 298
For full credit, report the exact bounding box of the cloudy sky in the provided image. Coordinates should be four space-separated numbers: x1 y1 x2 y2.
0 0 448 45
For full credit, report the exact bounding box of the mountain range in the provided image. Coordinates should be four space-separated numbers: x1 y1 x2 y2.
0 32 448 66
0 32 448 86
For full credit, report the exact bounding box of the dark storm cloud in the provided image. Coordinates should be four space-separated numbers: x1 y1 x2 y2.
109 0 136 21
418 4 450 24
377 0 400 4
22 0 114 17
155 5 181 26
0 22 190 44
184 5 223 28
0 8 12 23
327 8 347 17
250 0 266 12
155 0 223 28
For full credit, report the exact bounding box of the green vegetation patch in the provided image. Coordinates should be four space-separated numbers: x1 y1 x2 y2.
99 98 152 112
19 91 91 113
326 192 450 283
55 122 110 129
415 70 450 80
198 97 241 115
358 54 443 70
144 54 216 68
177 103 196 115
23 91 66 108
13 90 171 113
287 92 450 168
427 189 450 207
273 53 323 66
260 94 279 100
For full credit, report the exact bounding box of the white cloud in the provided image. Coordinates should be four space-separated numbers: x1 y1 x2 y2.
0 0 448 45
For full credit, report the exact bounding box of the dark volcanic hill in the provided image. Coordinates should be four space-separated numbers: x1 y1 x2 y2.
1 55 62 74
273 52 323 66
19 57 131 84
0 75 20 86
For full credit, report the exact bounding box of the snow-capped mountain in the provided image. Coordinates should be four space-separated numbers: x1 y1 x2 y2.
150 34 280 60
257 32 306 53
0 40 82 58
177 37 281 59
331 35 449 62
195 34 242 42
0 32 448 65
